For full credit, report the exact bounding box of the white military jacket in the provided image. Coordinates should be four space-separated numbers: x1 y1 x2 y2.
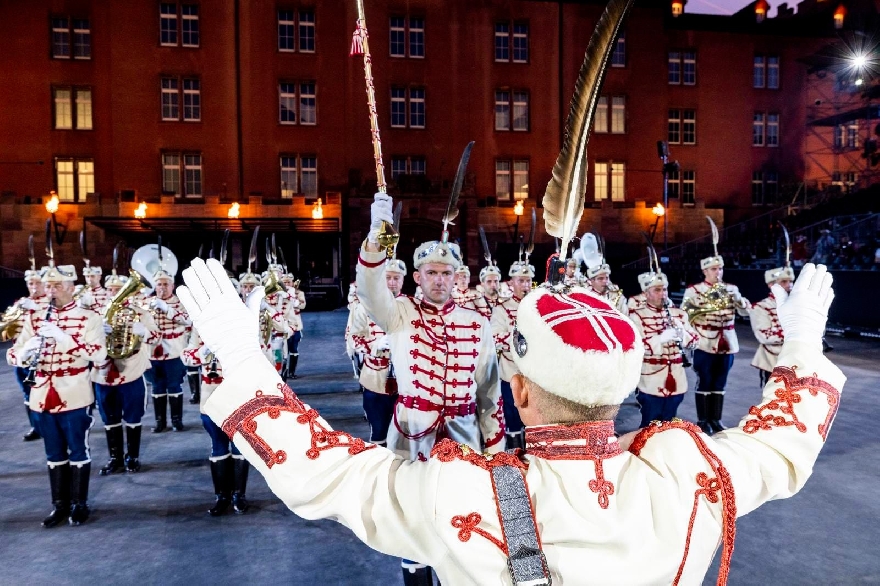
78 285 110 313
589 282 628 314
203 339 844 586
464 287 500 320
8 300 106 412
451 285 479 307
91 304 160 386
629 302 699 397
287 288 306 333
348 301 394 395
356 249 505 460
181 330 225 414
490 295 523 382
682 281 750 354
147 294 191 360
749 294 784 372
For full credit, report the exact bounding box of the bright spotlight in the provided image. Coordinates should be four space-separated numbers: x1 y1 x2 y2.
852 54 868 69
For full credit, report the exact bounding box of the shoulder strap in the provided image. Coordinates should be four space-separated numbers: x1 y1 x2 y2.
490 462 552 586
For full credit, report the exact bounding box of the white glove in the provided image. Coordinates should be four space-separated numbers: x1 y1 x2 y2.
103 323 113 335
367 192 393 244
78 291 95 308
246 288 266 315
178 259 268 377
773 263 834 351
291 298 301 309
726 285 742 304
21 336 42 358
198 344 213 361
373 335 390 357
259 299 272 313
38 322 72 346
131 322 148 337
657 328 680 344
19 298 38 311
151 299 169 314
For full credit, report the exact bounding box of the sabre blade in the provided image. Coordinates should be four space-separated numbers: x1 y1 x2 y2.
28 235 35 270
479 226 492 264
526 208 536 258
780 222 791 267
248 226 260 273
278 247 288 274
45 219 54 267
271 234 278 264
706 216 720 257
220 229 230 267
441 141 475 242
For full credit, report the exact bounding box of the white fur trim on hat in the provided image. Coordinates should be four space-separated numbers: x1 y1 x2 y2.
24 269 42 280
509 261 535 278
82 266 103 276
455 265 470 277
511 287 643 407
587 264 611 279
413 241 462 270
239 272 260 286
479 265 502 281
638 271 669 292
104 273 125 288
43 265 78 283
700 255 724 270
153 269 174 283
385 258 407 275
764 266 795 284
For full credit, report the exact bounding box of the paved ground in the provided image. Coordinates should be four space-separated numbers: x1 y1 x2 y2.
0 311 877 585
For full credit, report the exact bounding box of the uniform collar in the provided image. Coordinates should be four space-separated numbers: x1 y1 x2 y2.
525 421 620 460
57 300 77 312
419 297 456 316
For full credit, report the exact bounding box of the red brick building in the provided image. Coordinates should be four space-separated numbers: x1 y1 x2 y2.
0 0 874 286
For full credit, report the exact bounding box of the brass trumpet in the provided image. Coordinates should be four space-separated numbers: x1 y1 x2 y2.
0 301 26 342
681 282 734 324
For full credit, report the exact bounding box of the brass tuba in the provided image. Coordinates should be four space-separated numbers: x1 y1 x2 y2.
681 282 734 324
0 301 26 342
105 270 146 359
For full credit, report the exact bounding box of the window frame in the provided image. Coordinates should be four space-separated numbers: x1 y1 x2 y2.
389 15 425 58
495 159 529 202
594 160 626 202
54 157 95 203
494 89 530 132
390 86 425 129
390 156 427 180
277 8 316 53
52 86 93 130
754 54 780 89
159 3 199 48
495 20 529 64
278 154 319 198
50 16 92 60
611 31 626 68
161 151 203 197
161 76 201 122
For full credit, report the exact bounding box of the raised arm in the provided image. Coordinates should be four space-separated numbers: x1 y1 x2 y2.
356 193 405 333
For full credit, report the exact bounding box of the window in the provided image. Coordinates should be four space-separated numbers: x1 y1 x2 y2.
299 10 315 52
390 16 425 58
299 82 316 125
390 156 427 179
835 124 859 149
668 109 695 144
53 87 92 130
753 112 779 147
495 90 529 131
51 17 91 59
832 171 858 189
494 23 509 62
667 168 680 199
681 170 695 205
753 113 765 146
611 96 625 134
495 159 529 202
611 31 625 67
754 55 780 89
162 152 201 197
752 170 778 206
161 77 200 121
278 155 318 198
390 87 425 129
495 21 528 63
54 158 94 202
594 161 626 201
279 9 316 53
278 81 317 125
280 156 297 197
669 51 695 85
160 3 199 48
595 97 608 133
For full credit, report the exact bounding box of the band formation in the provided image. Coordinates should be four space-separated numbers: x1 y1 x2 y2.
1 1 846 584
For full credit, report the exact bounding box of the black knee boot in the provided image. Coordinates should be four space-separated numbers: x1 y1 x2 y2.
231 458 250 514
99 426 125 476
69 463 91 526
289 354 299 379
401 563 434 586
23 405 41 441
152 395 167 433
694 394 713 435
125 425 142 472
209 458 233 516
42 464 70 528
169 395 186 431
708 394 727 434
187 371 201 405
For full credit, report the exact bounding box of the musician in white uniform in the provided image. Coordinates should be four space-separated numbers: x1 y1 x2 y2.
750 265 795 388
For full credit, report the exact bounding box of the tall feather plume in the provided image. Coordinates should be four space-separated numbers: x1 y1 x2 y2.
45 219 55 268
706 216 720 257
28 235 35 271
442 141 475 243
641 231 659 273
479 225 493 266
541 0 634 260
779 223 791 267
525 208 536 261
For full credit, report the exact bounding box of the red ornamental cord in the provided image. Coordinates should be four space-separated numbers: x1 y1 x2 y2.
222 382 374 468
431 439 527 471
743 365 840 440
629 420 737 586
451 512 507 554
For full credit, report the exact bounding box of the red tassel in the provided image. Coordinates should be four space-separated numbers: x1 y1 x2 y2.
106 360 122 385
385 377 398 395
43 385 64 412
349 29 365 56
665 366 677 395
717 333 729 354
153 344 163 359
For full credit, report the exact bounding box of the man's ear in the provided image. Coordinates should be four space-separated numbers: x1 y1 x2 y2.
511 374 529 409
412 271 421 285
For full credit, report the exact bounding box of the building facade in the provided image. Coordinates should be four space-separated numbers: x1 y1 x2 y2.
0 0 872 286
